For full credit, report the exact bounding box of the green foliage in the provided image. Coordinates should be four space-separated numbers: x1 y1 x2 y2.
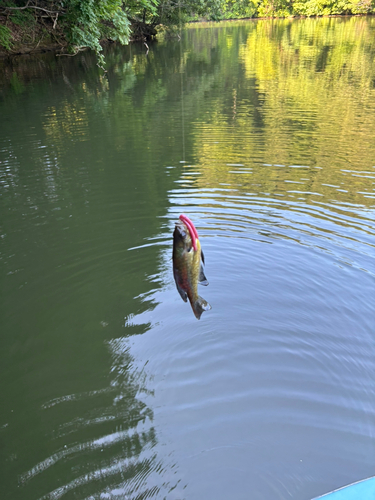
63 0 131 66
257 0 292 17
152 0 186 28
293 0 373 14
125 0 158 21
221 0 259 18
0 25 13 50
10 7 36 27
155 0 216 25
1 0 375 66
155 0 224 25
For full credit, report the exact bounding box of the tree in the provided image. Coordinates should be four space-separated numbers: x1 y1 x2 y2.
0 0 157 67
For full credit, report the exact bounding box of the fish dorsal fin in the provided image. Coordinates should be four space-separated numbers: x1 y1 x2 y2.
199 263 209 286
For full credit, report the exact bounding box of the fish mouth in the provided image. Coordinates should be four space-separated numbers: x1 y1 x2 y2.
179 214 198 251
174 222 188 238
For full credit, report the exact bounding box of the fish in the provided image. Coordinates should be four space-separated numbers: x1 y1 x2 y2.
172 214 211 320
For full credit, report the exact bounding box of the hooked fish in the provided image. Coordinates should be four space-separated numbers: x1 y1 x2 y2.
173 214 211 320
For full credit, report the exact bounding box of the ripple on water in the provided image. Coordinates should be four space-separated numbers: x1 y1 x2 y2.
10 178 374 499
3 19 375 500
115 160 375 498
18 345 179 500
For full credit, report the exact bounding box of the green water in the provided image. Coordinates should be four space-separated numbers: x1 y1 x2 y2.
1 17 374 500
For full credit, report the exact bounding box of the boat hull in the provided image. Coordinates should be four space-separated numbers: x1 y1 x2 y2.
313 476 375 499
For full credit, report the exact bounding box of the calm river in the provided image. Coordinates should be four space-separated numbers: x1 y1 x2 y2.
1 17 374 500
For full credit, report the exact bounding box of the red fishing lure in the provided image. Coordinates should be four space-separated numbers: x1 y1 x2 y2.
179 214 199 251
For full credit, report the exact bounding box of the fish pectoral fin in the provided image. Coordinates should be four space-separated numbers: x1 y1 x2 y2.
199 264 209 286
176 283 188 302
193 296 212 320
173 267 188 302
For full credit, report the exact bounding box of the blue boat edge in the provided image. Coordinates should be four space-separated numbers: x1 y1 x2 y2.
312 476 375 499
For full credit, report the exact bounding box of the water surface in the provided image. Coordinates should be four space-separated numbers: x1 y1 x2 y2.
1 17 375 500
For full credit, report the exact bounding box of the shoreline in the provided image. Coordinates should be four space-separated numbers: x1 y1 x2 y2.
0 13 372 60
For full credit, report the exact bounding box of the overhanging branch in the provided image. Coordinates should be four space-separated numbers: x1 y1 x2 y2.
2 1 64 15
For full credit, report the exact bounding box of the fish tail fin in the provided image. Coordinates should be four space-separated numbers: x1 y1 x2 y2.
193 296 212 320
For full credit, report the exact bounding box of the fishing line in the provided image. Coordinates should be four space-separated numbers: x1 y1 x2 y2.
179 0 186 163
